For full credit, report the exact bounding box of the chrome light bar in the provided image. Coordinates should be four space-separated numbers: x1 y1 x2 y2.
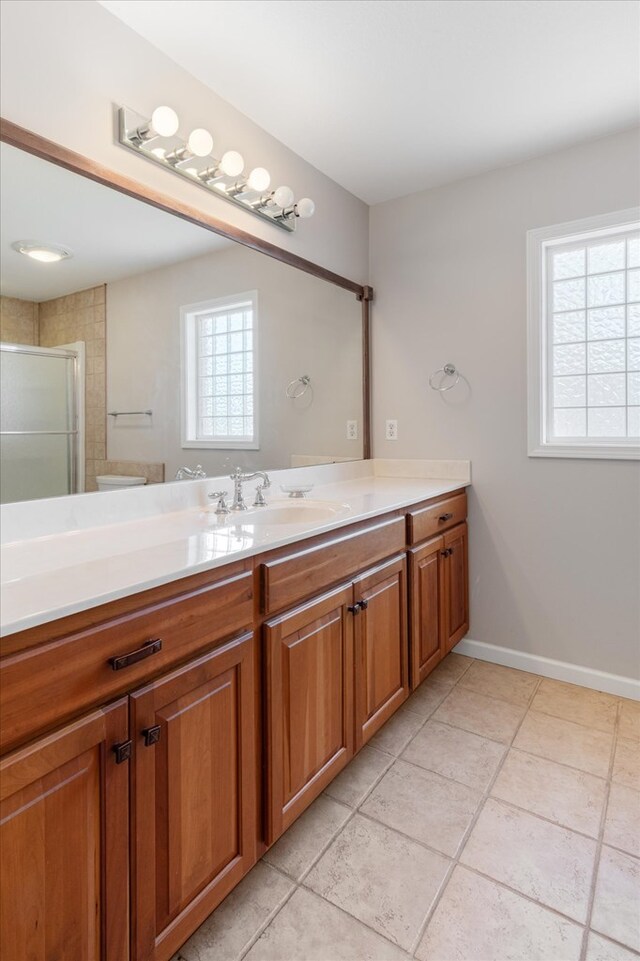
117 106 316 233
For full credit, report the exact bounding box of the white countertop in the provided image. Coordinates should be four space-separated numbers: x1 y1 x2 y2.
0 460 470 638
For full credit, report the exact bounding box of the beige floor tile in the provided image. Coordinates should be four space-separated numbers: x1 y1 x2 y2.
591 846 640 953
586 932 640 960
263 795 350 880
613 738 640 790
416 865 583 961
491 749 607 837
514 710 613 777
369 702 425 756
458 660 539 705
460 798 597 922
401 719 507 790
531 679 617 733
432 687 527 743
361 759 481 856
324 745 392 807
177 861 294 961
405 677 452 718
305 813 450 951
619 700 640 742
603 782 640 857
428 652 473 687
244 887 409 961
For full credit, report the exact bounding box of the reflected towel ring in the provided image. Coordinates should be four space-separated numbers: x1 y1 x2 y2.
428 363 461 392
286 374 311 399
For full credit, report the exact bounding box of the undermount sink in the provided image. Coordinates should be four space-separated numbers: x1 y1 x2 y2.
238 500 349 526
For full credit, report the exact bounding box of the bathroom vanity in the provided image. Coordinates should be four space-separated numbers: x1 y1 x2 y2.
0 463 469 961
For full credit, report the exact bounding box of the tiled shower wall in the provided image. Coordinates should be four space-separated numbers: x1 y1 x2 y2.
38 285 107 492
1 287 164 492
0 296 38 345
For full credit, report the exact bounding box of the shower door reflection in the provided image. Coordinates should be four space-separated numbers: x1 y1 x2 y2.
0 343 84 504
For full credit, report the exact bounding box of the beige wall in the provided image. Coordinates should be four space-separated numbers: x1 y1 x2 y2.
106 244 363 479
0 297 38 344
370 128 640 681
0 0 368 285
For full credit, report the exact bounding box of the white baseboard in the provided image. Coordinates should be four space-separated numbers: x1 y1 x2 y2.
454 638 640 702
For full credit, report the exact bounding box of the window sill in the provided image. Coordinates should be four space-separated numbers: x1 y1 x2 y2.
528 443 640 461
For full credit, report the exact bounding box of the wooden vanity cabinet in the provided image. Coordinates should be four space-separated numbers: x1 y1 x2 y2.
353 554 409 749
0 699 130 961
130 632 257 961
441 521 469 655
264 552 410 842
409 521 469 687
264 584 354 843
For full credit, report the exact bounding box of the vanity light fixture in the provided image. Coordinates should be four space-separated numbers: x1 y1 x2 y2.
12 241 72 263
118 105 315 232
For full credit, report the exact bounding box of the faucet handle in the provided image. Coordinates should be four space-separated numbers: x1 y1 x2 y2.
253 483 268 507
208 490 230 514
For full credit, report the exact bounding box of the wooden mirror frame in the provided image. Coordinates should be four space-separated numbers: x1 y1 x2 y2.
0 118 372 459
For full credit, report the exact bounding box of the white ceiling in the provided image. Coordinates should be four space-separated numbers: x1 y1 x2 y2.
0 144 230 301
98 0 640 204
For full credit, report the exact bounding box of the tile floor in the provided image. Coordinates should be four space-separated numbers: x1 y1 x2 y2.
175 654 640 961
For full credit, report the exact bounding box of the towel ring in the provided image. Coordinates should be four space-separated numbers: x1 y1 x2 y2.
429 363 461 392
286 375 311 399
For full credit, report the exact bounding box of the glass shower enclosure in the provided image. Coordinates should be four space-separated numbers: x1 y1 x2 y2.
0 342 85 504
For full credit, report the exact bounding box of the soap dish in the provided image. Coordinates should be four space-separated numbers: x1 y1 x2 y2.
280 483 314 499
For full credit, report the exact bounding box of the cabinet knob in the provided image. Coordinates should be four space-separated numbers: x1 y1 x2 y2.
359 599 369 611
142 725 161 747
440 548 453 557
438 512 454 522
347 604 361 615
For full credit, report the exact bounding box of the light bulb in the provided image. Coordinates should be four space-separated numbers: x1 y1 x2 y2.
295 197 315 219
247 167 271 192
187 128 213 157
273 185 294 209
219 150 244 177
150 105 179 138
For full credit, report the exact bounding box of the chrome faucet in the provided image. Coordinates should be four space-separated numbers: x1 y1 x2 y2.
175 465 206 480
229 468 271 510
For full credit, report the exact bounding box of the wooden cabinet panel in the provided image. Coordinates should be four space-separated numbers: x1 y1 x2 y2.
409 536 444 688
442 523 469 655
0 700 129 961
0 565 253 754
130 634 256 961
407 492 467 546
265 584 354 843
354 555 409 748
261 516 405 615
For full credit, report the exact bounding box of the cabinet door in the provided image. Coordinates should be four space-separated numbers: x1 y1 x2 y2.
442 522 469 654
409 536 444 688
354 555 409 749
130 633 257 961
265 584 354 843
0 699 129 961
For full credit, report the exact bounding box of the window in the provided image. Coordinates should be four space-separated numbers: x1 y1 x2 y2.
527 209 640 459
182 292 258 449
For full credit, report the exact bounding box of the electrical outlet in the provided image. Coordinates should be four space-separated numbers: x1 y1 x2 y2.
385 419 398 441
346 420 358 440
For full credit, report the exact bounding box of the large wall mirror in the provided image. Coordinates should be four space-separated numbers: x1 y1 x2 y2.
0 127 369 504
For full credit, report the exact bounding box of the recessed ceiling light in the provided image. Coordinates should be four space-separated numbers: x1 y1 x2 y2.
12 241 72 263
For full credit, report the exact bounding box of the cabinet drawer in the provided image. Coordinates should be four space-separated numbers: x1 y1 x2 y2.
407 492 467 546
261 516 405 615
0 565 253 754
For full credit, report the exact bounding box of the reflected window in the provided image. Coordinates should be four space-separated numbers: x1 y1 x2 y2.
181 291 258 449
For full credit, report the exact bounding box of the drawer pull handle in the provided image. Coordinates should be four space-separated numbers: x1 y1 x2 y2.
109 638 163 671
438 512 454 522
